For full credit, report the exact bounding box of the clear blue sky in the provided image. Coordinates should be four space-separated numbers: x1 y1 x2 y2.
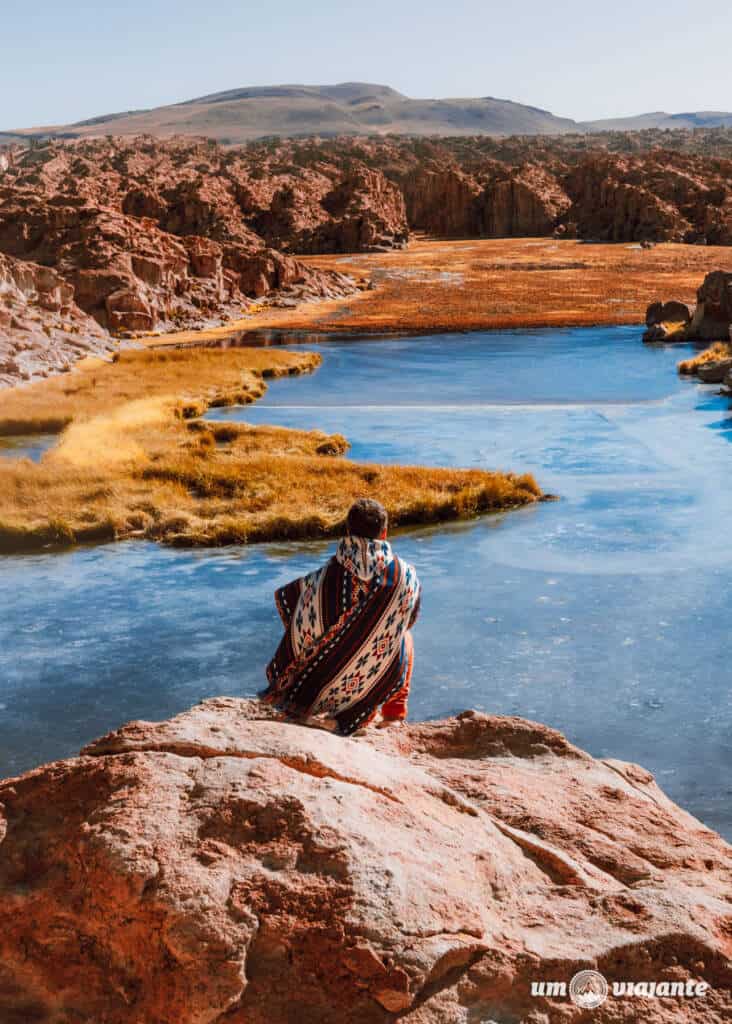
3 0 731 129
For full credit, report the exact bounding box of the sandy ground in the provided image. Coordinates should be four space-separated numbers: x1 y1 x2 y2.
141 236 732 346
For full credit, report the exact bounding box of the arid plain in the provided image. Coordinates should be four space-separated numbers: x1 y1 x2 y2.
152 234 732 339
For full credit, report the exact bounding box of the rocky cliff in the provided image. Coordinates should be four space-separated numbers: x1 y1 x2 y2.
0 138 367 386
0 137 409 260
398 162 571 239
5 133 732 389
479 165 572 238
686 270 732 340
562 152 732 243
0 698 729 1023
0 252 112 387
6 135 732 269
0 192 354 335
405 146 732 244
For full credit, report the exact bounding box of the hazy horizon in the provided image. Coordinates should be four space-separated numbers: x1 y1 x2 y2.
3 0 731 129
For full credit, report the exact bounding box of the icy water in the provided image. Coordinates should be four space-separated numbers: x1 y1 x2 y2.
0 434 55 462
2 326 732 837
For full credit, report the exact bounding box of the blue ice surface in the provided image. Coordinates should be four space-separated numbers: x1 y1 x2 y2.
2 325 732 836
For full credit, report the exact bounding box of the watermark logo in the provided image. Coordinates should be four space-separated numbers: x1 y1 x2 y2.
568 970 608 1010
531 970 710 1005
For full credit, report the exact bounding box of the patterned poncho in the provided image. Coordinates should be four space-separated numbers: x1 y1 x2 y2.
263 535 421 735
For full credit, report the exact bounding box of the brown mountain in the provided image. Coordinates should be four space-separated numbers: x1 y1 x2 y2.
7 82 580 142
8 83 732 144
585 111 732 132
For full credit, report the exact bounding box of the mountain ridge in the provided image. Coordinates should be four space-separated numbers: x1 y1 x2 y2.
585 110 732 131
4 82 732 143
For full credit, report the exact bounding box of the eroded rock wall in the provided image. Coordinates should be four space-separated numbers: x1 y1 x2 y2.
0 252 111 387
6 134 732 388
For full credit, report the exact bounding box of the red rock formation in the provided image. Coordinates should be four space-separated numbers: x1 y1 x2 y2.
121 186 167 222
0 193 232 332
0 137 409 256
0 697 730 1023
158 178 263 246
7 134 732 389
686 270 732 340
245 167 408 253
0 252 110 387
7 135 732 251
562 151 732 243
0 138 387 368
479 164 571 237
400 165 484 236
564 156 690 242
0 185 355 339
306 167 408 252
398 161 571 240
645 271 732 343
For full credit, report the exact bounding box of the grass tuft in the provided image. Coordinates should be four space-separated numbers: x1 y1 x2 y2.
678 342 732 375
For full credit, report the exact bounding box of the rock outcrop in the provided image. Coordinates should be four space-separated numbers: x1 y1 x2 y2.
644 271 732 343
379 139 732 244
398 165 484 236
478 165 572 237
563 152 732 244
301 168 408 253
0 252 112 387
0 137 410 258
0 139 364 386
643 299 693 342
565 156 691 242
697 357 732 383
0 698 730 1023
686 270 732 340
0 188 356 337
8 134 732 263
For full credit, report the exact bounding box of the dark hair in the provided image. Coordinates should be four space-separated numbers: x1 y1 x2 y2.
346 498 388 540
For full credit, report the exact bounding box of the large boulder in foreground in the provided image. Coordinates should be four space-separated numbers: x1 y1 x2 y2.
0 699 730 1023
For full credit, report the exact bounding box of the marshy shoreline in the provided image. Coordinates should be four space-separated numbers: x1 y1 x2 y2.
2 234 729 556
0 341 543 554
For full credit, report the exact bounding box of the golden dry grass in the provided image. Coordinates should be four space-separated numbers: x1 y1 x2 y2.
678 341 732 375
0 347 321 435
655 320 688 340
0 344 542 553
8 234 724 552
0 413 541 553
142 237 732 342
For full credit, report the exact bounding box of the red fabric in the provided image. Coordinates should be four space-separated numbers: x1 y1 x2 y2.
381 630 414 721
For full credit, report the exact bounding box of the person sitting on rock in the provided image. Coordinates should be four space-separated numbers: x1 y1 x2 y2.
260 498 421 735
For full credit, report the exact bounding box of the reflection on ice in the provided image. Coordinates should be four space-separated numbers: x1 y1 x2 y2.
209 327 732 574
